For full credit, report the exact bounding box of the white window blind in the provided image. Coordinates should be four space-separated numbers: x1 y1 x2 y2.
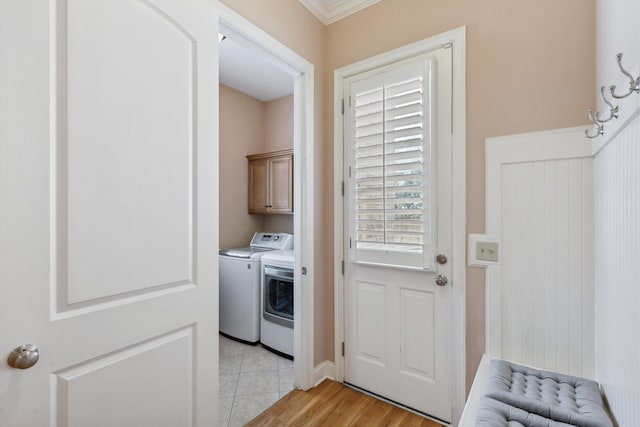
348 57 437 269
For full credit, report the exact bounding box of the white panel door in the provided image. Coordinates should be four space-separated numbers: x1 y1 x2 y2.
0 1 218 425
344 48 452 422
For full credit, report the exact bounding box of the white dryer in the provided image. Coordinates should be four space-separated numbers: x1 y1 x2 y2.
219 233 292 343
261 249 295 357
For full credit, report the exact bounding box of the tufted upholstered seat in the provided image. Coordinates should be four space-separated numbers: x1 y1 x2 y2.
475 396 578 427
484 360 613 427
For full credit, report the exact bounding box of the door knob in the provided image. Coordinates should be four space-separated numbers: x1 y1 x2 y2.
435 274 448 287
7 344 39 369
436 254 448 265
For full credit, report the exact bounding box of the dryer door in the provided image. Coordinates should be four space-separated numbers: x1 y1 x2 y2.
263 266 294 328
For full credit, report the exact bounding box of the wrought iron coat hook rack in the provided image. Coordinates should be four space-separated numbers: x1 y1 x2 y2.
585 52 639 139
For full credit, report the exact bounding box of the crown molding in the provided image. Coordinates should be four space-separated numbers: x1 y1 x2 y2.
299 0 381 25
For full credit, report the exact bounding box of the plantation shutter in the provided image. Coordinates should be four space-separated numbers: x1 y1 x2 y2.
347 56 437 270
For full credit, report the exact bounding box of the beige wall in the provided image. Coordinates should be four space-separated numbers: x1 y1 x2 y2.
264 95 294 233
219 86 295 246
220 0 596 390
219 0 330 365
219 84 265 249
325 0 595 389
264 95 293 152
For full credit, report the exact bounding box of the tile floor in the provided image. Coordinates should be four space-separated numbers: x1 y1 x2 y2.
219 334 294 427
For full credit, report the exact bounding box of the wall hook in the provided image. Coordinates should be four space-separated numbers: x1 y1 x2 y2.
589 86 619 124
585 123 604 139
585 105 604 139
609 53 640 99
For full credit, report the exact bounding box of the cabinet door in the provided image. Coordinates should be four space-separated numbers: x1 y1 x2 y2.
269 154 293 213
248 158 269 213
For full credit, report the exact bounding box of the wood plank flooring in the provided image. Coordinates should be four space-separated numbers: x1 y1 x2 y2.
245 380 444 427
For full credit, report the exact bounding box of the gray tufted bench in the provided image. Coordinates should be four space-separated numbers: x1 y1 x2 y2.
462 358 614 427
476 396 578 427
484 360 613 427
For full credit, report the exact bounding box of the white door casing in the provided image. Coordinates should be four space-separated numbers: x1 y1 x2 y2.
344 48 452 421
333 26 467 425
216 2 316 390
0 0 218 425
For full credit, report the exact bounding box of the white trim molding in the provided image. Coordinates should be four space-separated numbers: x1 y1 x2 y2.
333 26 467 425
591 102 640 156
313 360 336 386
298 0 381 25
458 353 493 427
215 1 316 391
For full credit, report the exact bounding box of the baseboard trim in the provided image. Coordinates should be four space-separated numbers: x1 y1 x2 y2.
313 360 335 386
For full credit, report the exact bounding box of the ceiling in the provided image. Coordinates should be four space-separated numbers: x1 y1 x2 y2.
219 1 380 101
219 28 293 102
298 0 381 25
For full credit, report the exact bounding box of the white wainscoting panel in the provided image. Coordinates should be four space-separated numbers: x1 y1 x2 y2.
486 127 595 378
594 111 640 426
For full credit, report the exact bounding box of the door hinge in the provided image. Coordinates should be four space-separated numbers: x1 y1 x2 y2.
341 99 344 115
341 260 344 275
301 266 307 275
349 238 352 249
342 341 345 357
341 181 344 196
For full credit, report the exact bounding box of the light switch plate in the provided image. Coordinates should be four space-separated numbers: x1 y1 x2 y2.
468 234 500 267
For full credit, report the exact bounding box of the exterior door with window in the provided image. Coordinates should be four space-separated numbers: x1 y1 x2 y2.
343 48 452 422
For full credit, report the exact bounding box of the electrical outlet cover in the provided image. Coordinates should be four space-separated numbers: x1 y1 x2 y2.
468 234 500 267
476 241 499 262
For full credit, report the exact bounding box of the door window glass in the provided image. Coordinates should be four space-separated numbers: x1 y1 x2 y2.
348 57 437 269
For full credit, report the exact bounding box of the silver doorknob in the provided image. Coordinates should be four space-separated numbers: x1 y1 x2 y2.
7 344 39 369
435 274 448 287
436 254 448 265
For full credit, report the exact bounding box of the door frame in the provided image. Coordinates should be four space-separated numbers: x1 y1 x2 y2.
333 26 467 424
216 2 316 390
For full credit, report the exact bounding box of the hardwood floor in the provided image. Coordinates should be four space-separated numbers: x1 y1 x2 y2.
245 380 444 427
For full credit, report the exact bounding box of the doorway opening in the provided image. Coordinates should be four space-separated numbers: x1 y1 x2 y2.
216 4 315 426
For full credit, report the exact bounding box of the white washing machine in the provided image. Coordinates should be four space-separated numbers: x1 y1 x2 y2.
261 249 295 357
219 233 292 343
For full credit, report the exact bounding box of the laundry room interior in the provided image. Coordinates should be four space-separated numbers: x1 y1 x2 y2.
217 25 298 427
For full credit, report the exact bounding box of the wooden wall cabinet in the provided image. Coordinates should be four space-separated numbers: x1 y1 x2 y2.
247 149 293 214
